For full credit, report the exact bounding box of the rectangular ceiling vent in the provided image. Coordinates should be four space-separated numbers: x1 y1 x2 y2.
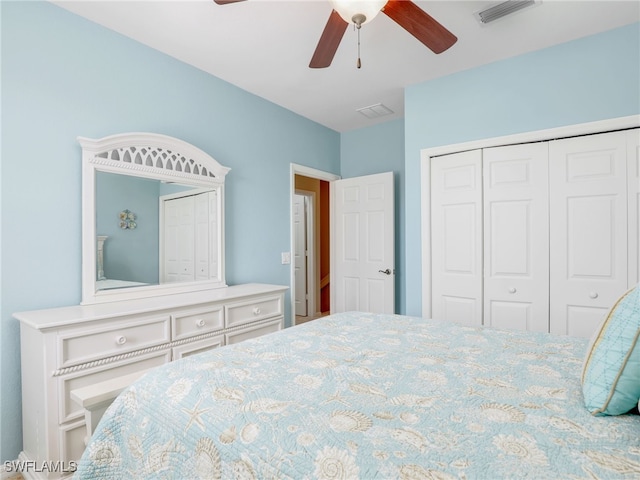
475 0 539 24
356 103 394 119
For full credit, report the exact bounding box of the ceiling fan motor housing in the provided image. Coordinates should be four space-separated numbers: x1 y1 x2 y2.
330 0 388 25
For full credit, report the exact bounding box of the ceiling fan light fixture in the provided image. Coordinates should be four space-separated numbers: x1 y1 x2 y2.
330 0 388 26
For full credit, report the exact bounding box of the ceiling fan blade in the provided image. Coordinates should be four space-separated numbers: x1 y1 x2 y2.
382 0 457 54
309 10 349 69
213 0 246 4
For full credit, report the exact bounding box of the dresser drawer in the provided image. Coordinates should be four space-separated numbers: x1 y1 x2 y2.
226 317 283 345
172 306 224 341
225 295 283 328
58 316 170 368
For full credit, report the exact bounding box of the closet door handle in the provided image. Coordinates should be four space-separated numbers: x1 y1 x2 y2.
378 269 391 275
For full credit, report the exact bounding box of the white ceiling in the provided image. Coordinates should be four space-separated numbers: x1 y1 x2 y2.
52 0 639 132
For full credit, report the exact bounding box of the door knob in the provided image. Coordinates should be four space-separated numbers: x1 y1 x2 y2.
378 269 391 275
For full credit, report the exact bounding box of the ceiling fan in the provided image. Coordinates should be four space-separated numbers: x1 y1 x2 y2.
213 0 457 68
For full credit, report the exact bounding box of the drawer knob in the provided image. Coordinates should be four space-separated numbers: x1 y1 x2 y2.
116 335 127 345
589 292 599 299
508 287 517 294
196 318 206 328
253 307 261 315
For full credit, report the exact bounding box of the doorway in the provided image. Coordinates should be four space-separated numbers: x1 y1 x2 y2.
290 164 339 325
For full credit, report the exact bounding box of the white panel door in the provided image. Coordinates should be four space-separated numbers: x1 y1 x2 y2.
628 129 640 286
549 131 628 338
483 143 549 332
431 150 483 326
293 194 308 316
333 172 394 314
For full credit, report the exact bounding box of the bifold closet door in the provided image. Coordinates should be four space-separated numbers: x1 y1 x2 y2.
207 190 221 282
194 192 211 281
549 131 629 337
483 143 550 332
163 195 196 283
431 150 483 326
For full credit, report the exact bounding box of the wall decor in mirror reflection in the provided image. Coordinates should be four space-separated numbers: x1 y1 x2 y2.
119 209 137 229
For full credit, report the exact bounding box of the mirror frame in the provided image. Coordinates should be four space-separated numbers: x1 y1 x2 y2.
79 132 230 305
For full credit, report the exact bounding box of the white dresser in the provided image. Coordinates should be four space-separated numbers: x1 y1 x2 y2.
15 283 287 479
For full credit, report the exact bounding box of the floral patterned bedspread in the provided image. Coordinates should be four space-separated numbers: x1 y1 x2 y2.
74 312 640 479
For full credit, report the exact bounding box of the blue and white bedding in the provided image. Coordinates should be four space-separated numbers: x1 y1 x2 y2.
75 312 640 479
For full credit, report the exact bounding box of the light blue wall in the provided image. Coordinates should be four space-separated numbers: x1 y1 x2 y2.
96 173 159 284
403 22 640 316
0 1 339 462
340 118 405 313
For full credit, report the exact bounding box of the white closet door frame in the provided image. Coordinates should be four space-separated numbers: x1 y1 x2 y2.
421 115 639 318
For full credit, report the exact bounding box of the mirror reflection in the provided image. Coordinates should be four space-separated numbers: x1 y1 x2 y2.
96 171 219 291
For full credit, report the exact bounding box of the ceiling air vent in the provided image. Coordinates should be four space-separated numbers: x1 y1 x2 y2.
356 103 394 119
475 0 539 24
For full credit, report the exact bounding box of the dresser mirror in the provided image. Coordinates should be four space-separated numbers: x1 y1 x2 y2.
80 133 230 304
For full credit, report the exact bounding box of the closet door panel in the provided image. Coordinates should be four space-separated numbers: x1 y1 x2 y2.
163 196 195 283
431 150 483 326
549 131 628 337
483 143 549 332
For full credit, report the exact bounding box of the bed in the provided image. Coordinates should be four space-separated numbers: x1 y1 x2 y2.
74 311 640 479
